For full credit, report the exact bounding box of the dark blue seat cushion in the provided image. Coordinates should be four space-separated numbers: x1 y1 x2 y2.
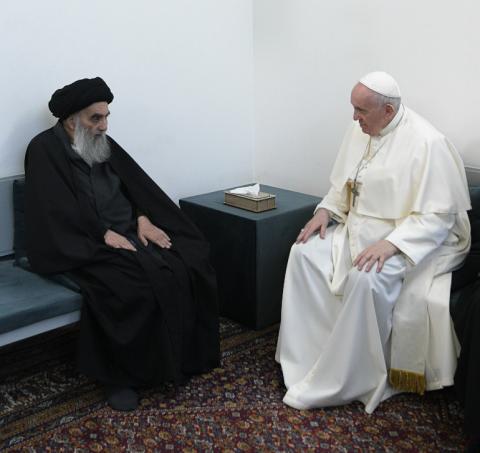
0 260 82 334
451 186 480 315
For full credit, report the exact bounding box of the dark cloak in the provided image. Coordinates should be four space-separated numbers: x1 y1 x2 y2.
24 126 220 386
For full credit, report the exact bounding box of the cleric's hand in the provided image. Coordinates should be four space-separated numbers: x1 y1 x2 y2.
296 208 330 243
353 240 399 273
104 229 137 252
137 215 172 249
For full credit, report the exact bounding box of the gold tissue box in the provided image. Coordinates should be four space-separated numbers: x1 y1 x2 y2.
224 191 276 213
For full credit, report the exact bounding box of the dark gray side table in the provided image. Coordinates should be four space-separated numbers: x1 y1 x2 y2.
180 185 321 329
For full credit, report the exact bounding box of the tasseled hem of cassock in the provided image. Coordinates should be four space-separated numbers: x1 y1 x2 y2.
389 368 426 395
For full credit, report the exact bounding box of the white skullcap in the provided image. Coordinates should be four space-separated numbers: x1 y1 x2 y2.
359 71 401 98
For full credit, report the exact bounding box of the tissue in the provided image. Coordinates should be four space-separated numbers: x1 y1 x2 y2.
229 183 260 196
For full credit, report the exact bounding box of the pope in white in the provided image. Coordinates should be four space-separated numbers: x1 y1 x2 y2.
275 71 471 413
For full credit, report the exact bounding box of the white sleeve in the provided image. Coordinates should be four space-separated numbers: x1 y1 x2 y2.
386 213 455 265
314 186 349 223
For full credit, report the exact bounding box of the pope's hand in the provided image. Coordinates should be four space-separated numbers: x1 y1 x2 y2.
137 215 172 249
104 229 137 252
296 208 330 243
353 240 399 273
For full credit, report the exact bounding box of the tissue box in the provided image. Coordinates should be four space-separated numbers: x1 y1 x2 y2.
224 191 276 212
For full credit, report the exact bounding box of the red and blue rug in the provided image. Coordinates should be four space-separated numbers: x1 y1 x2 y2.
0 319 466 451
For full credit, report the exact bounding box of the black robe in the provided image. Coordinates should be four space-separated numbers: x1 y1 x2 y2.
24 126 220 387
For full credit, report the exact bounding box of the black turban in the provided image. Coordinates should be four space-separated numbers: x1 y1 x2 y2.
48 77 114 119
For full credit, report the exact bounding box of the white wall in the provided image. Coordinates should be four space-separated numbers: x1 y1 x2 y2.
2 2 479 202
0 0 254 201
253 0 480 196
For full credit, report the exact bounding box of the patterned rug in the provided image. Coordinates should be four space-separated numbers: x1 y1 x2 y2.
0 319 466 452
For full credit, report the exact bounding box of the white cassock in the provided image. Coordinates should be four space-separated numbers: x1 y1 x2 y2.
275 105 471 413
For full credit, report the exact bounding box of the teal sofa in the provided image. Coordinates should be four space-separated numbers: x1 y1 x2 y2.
0 176 81 347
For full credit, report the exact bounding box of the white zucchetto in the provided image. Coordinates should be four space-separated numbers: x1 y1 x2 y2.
359 71 401 98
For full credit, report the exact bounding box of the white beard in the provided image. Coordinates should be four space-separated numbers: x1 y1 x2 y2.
72 118 111 166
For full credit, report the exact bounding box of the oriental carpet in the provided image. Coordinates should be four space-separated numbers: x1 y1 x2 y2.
0 319 466 451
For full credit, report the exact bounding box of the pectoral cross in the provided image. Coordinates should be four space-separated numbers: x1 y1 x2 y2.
351 181 360 207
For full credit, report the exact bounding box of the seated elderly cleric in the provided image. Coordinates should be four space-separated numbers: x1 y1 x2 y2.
24 77 220 411
275 71 471 413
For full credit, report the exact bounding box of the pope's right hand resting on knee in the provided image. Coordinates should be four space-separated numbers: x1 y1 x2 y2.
276 71 471 413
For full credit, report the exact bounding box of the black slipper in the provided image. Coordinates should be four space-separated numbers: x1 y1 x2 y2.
105 385 139 411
